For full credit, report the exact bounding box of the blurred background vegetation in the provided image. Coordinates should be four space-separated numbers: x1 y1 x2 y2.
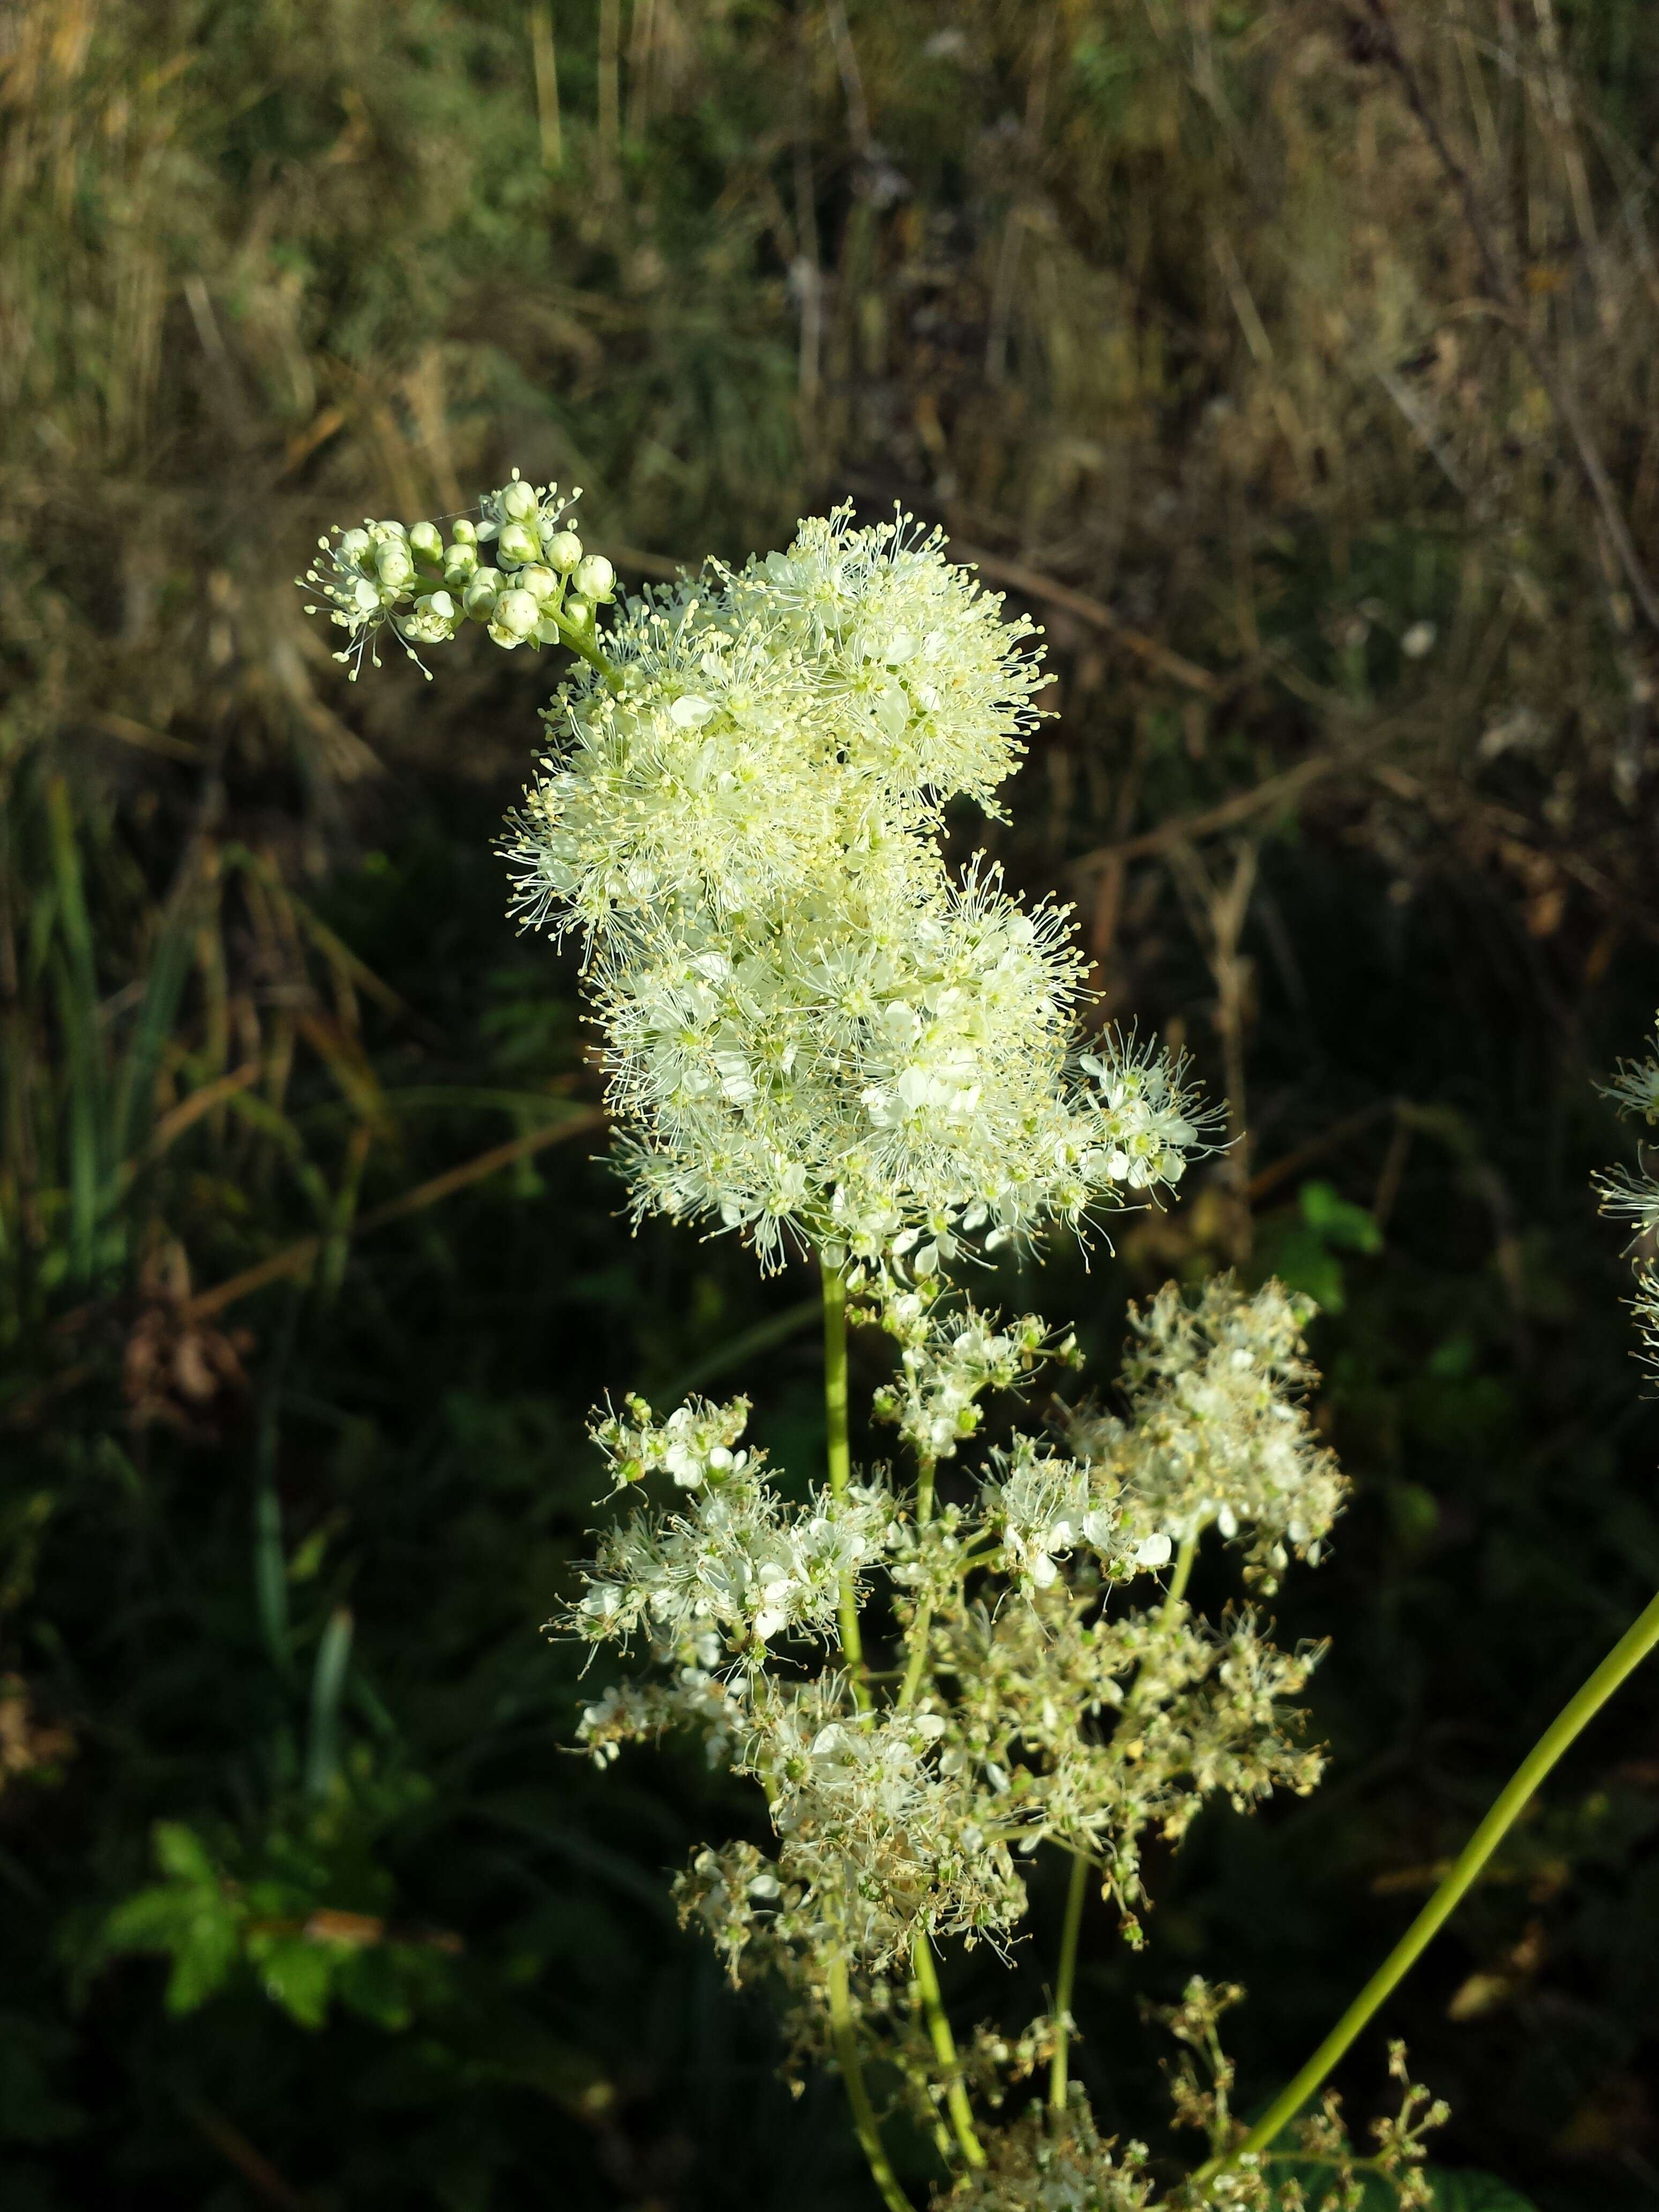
2 1 1658 2206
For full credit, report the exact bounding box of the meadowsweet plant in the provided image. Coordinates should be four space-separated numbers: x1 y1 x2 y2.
304 481 1659 2212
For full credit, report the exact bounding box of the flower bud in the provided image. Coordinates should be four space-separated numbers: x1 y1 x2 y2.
517 564 559 604
497 521 540 569
500 477 540 524
564 593 593 626
574 554 615 603
409 520 444 567
337 528 371 566
543 528 583 573
375 542 415 589
462 570 503 618
442 541 479 586
450 517 478 546
491 588 540 641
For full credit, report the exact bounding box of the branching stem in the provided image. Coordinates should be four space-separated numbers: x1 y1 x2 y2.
828 1953 915 2212
823 1267 870 1709
1048 1850 1090 2111
1195 1583 1659 2191
912 1932 985 2168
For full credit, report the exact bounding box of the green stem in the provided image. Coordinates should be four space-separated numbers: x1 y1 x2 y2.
897 1611 932 1712
911 1932 985 2168
558 618 620 689
1196 1584 1659 2189
828 1952 915 2212
823 1267 870 1708
1162 1528 1200 1621
1048 1850 1090 2111
897 1454 939 1714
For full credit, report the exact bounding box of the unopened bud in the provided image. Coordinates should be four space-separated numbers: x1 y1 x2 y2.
443 542 479 586
500 478 540 524
573 554 615 602
375 542 414 589
462 571 503 618
497 521 539 569
544 528 583 573
517 564 559 604
337 528 371 566
409 520 444 567
492 588 540 640
564 593 593 626
450 517 478 547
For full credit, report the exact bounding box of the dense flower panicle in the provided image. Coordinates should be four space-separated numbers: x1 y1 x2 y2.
303 479 1212 1266
1070 1277 1347 1589
495 506 1209 1269
718 508 1047 813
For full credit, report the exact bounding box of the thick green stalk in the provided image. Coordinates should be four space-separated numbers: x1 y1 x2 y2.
823 1267 870 1707
912 1932 985 2168
828 1953 915 2212
1197 1585 1659 2189
1048 1850 1090 2110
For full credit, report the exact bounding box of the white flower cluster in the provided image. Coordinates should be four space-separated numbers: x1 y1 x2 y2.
984 1434 1131 1592
297 471 616 678
496 504 1211 1269
588 1391 754 1490
569 1396 898 1658
1595 1016 1659 1366
870 1289 1074 1468
1070 1276 1348 1589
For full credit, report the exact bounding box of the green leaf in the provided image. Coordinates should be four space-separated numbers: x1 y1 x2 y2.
251 1936 338 2030
1300 1179 1384 1254
163 1909 242 2013
101 1885 199 1951
151 1821 220 1889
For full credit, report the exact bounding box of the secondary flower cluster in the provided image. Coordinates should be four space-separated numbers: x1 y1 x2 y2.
570 1278 1342 1981
572 1399 899 1657
1068 1275 1348 1591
